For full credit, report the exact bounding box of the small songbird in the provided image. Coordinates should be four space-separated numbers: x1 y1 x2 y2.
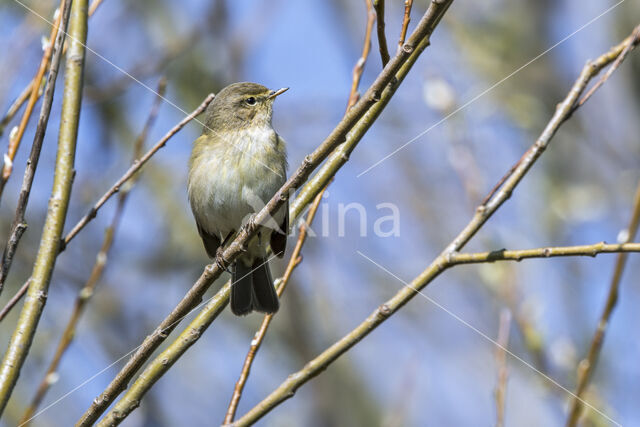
188 82 289 316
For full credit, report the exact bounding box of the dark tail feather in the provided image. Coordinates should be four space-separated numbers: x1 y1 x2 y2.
250 258 279 314
231 262 254 316
230 258 279 316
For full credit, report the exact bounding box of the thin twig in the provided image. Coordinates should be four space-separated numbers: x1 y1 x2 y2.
0 280 29 322
348 0 376 108
373 0 390 66
78 3 455 424
566 178 640 426
576 26 640 109
0 0 108 140
232 27 640 426
0 0 86 413
0 81 34 138
19 79 167 426
483 25 640 207
0 0 72 295
398 0 413 53
0 7 62 201
495 309 511 427
223 191 322 424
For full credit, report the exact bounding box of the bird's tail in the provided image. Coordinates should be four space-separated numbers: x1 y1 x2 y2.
231 258 279 316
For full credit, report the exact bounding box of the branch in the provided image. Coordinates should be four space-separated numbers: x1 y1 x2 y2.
373 0 390 66
347 0 375 108
0 0 87 414
0 0 73 294
77 2 455 424
0 0 107 139
222 193 319 424
495 309 511 427
397 0 413 53
0 280 29 322
566 178 640 425
232 26 640 426
18 79 167 425
0 6 63 201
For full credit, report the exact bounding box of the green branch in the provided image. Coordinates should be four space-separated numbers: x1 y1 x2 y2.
0 0 88 415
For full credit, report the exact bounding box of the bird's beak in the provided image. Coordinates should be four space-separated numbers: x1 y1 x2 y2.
268 87 289 99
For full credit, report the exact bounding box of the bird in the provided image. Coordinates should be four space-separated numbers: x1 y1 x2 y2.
188 82 289 316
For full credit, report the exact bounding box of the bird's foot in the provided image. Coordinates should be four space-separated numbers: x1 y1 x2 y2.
215 247 231 273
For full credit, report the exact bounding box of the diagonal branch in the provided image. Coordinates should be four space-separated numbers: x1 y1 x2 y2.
0 0 108 139
495 309 511 427
0 4 63 201
0 0 72 295
231 26 640 426
18 78 167 426
373 0 390 66
397 0 413 53
77 2 456 424
0 0 87 414
566 177 640 426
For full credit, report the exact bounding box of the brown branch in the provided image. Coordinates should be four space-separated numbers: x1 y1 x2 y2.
0 279 29 322
0 0 86 413
373 0 390 66
495 309 511 427
0 0 108 140
0 7 62 200
232 27 640 426
347 0 376 108
223 190 322 424
397 0 413 53
18 79 167 426
566 178 640 426
0 0 71 294
77 3 455 424
0 0 110 294
576 26 640 109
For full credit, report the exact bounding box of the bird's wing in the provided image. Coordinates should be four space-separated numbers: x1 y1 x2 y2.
270 200 288 258
196 222 221 259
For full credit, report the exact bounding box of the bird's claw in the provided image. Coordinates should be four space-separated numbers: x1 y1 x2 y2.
215 247 231 273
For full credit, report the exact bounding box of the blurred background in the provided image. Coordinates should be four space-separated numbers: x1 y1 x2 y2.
0 0 639 425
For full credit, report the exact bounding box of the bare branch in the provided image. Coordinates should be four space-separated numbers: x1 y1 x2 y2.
495 310 511 427
0 0 86 413
348 0 376 108
77 3 455 424
0 280 29 322
19 79 167 425
0 0 108 139
373 0 390 66
0 0 71 294
397 0 413 53
231 26 640 426
566 178 640 426
0 8 62 200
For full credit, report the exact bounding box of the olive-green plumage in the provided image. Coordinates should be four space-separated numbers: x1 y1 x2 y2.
188 82 289 316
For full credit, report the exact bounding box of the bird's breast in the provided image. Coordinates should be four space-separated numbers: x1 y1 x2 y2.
188 128 286 238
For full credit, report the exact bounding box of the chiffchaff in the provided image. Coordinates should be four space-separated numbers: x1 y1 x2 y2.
188 82 289 316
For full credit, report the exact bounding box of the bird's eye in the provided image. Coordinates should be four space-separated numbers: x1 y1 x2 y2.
246 97 256 105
